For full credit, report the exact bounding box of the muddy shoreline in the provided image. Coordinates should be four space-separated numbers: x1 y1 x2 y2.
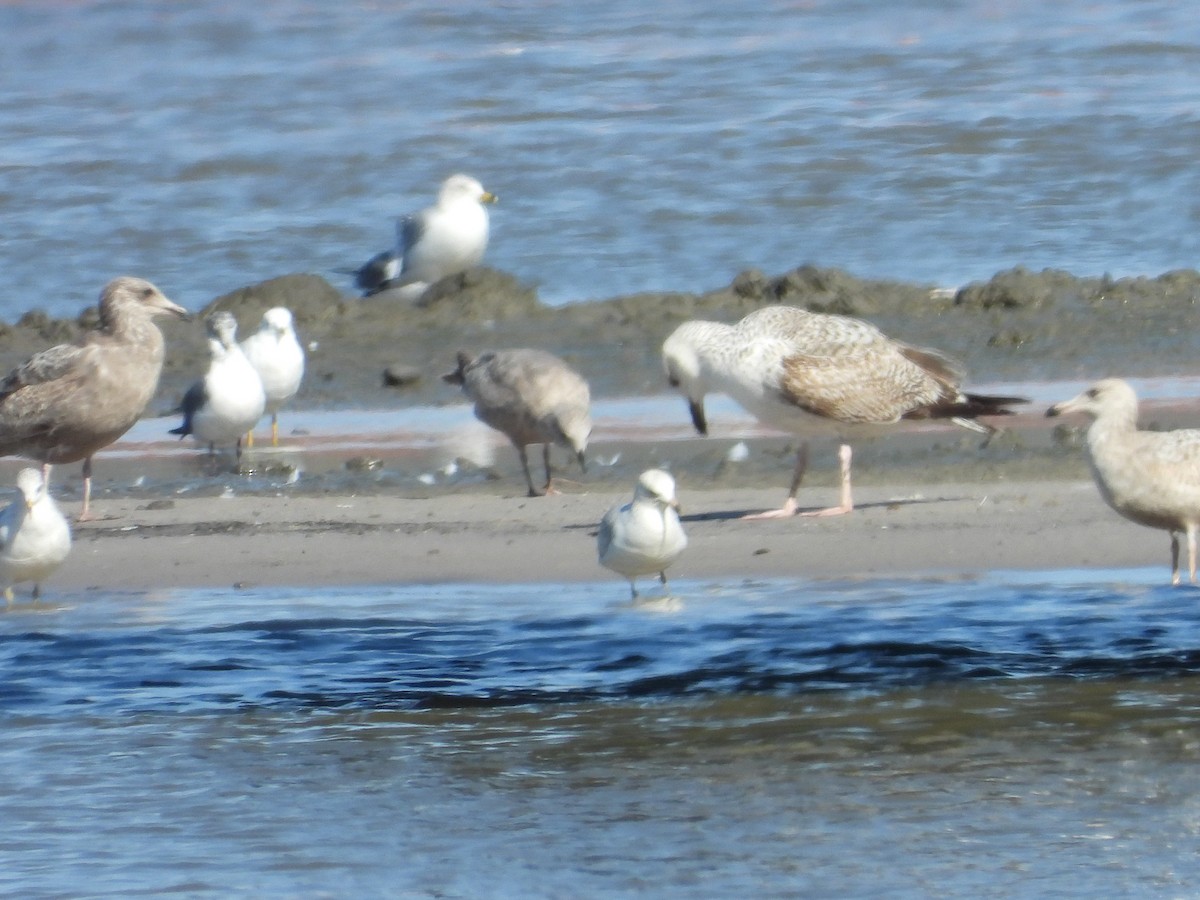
0 263 1198 417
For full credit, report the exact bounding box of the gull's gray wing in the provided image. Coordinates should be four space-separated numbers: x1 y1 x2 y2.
0 343 93 399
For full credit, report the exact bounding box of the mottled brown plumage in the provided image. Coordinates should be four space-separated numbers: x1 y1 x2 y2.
1048 378 1200 585
0 276 188 518
443 348 592 497
662 305 1025 517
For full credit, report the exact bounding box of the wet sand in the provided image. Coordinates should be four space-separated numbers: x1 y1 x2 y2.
2 264 1198 596
54 476 1170 593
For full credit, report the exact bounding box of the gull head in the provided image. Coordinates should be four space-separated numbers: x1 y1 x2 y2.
15 467 47 511
557 410 592 474
260 306 295 337
662 322 721 436
1046 378 1138 424
440 174 497 207
205 310 240 352
634 468 680 512
100 276 191 325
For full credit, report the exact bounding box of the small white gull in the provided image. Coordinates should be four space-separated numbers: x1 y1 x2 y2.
662 304 1026 518
443 348 591 497
354 173 498 298
239 306 305 447
1047 378 1200 585
170 311 266 459
597 468 688 599
0 468 72 605
0 276 189 520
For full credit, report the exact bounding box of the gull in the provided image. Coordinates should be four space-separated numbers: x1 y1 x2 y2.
597 468 688 599
353 174 498 298
1047 378 1200 585
239 307 305 447
662 304 1026 518
170 311 266 459
0 468 72 605
0 276 189 520
443 348 591 496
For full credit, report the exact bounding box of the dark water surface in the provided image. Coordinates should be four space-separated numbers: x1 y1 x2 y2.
3 0 1198 319
4 571 1200 895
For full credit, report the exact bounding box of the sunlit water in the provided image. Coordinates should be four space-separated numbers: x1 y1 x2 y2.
2 0 1199 320
4 571 1200 895
5 2 1200 894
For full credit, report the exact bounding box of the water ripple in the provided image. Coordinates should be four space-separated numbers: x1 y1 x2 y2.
2 571 1198 717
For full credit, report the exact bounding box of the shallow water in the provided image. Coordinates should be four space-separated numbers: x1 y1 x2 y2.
6 3 1200 895
5 570 1200 895
3 0 1198 320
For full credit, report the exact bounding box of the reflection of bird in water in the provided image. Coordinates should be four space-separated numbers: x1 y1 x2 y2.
663 304 1026 518
1048 377 1200 585
0 467 72 605
0 276 189 520
443 348 591 497
598 469 688 599
240 306 305 447
353 174 497 299
170 311 266 460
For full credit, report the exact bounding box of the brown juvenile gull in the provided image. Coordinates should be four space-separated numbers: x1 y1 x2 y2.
0 467 71 606
353 174 498 298
443 348 591 497
662 304 1026 518
0 276 188 520
239 306 305 447
598 468 688 599
1047 378 1200 585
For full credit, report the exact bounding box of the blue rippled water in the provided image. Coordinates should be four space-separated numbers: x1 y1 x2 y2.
5 572 1200 896
6 1 1200 893
3 571 1199 718
2 0 1198 319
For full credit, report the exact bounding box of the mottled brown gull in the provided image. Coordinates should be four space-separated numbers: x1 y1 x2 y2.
598 468 688 599
170 311 266 460
353 174 498 298
239 306 305 447
0 467 71 606
1047 378 1200 585
662 304 1026 518
443 348 591 497
0 276 188 520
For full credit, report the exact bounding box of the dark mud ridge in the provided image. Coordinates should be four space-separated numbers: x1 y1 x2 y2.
2 264 1198 411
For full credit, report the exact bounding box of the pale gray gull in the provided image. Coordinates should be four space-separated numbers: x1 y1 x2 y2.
443 348 591 496
0 467 72 605
239 306 305 447
0 276 188 520
662 304 1026 518
597 468 688 599
170 311 266 459
1047 378 1200 585
354 173 498 298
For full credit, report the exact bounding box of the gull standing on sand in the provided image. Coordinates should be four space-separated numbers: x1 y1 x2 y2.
239 307 305 447
662 305 1026 518
443 348 591 497
170 311 266 459
1048 378 1200 585
0 468 71 605
598 468 688 599
0 276 188 520
353 174 498 298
